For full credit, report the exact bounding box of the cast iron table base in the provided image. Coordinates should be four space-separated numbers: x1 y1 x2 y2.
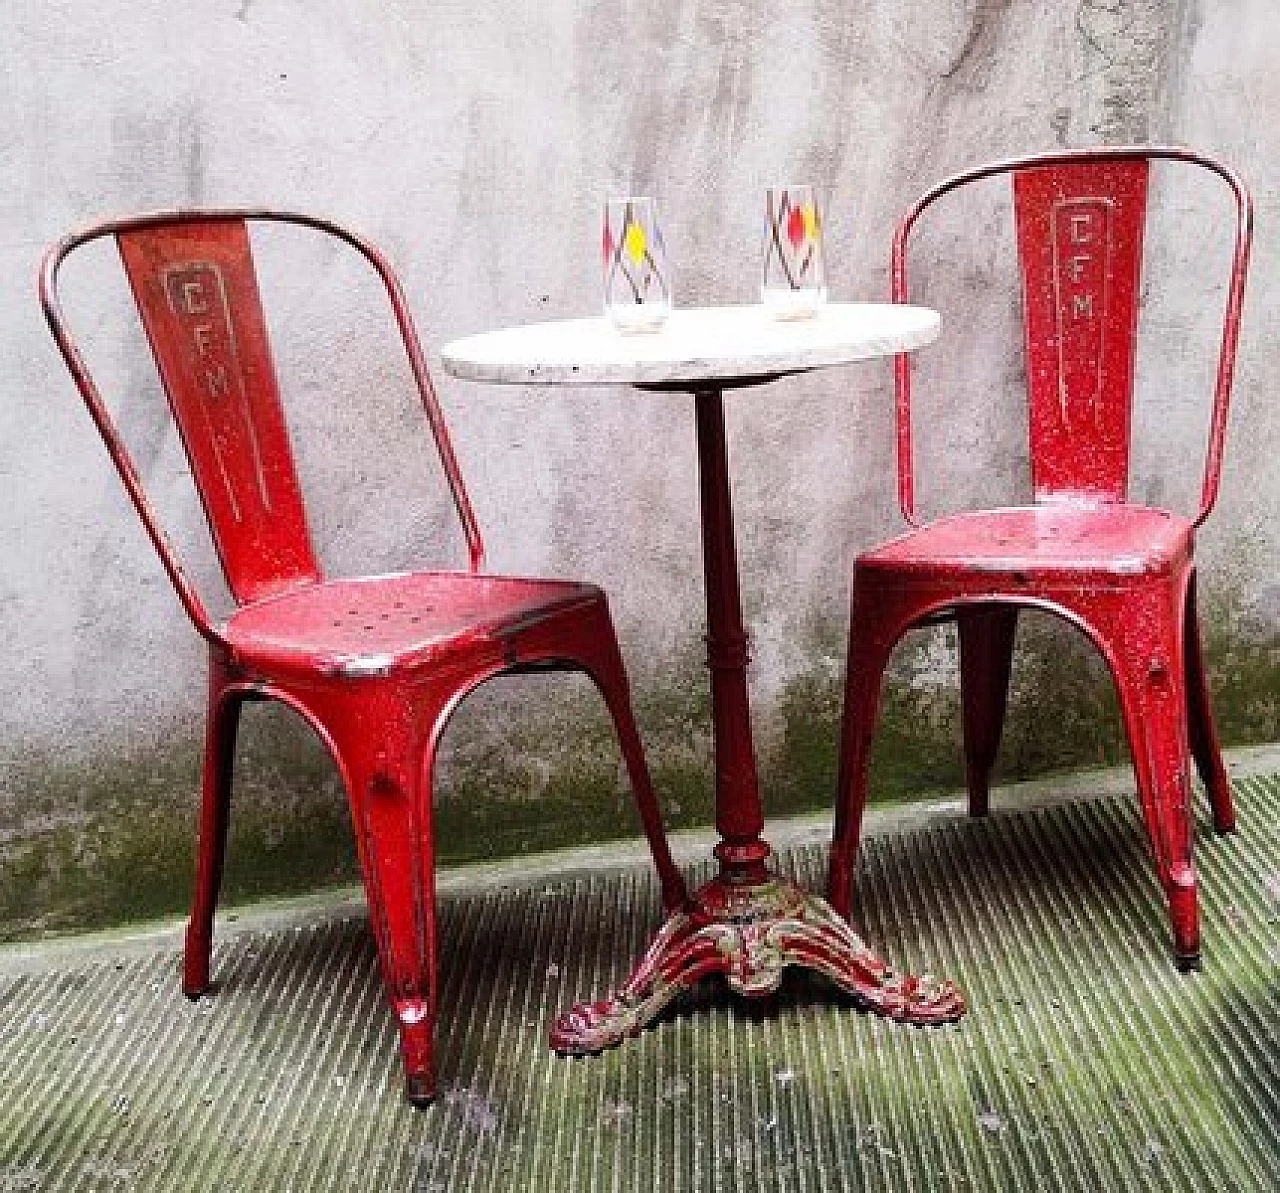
550 382 965 1054
551 871 964 1053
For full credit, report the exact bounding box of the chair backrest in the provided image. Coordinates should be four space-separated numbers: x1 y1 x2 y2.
41 210 484 639
890 147 1252 527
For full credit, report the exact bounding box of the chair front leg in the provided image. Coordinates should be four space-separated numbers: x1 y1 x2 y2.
319 684 445 1106
1089 586 1201 967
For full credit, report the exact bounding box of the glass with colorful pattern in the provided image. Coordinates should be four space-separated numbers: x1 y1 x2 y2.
602 197 672 332
761 185 827 318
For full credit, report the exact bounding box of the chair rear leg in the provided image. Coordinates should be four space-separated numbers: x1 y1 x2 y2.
957 605 1019 818
582 621 689 912
828 583 897 921
1183 578 1235 834
326 691 443 1106
184 658 242 999
1096 595 1201 968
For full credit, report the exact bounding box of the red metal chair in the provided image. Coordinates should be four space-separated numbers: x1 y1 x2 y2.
40 210 688 1105
827 148 1252 969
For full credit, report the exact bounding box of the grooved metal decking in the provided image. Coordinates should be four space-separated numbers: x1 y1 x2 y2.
1 775 1277 1191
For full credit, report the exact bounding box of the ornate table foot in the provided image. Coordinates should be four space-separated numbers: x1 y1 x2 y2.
550 875 965 1055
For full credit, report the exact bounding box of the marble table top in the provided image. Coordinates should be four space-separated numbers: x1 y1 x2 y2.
440 302 940 388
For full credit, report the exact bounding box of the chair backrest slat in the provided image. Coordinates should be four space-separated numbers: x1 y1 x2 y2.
117 220 320 604
1013 160 1149 503
891 147 1251 528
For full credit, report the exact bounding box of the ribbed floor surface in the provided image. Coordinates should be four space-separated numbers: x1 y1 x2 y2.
1 777 1277 1191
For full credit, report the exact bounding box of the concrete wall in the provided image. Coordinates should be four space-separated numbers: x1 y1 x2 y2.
2 0 1277 935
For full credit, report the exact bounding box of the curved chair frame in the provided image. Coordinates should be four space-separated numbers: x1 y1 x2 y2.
42 210 687 1104
828 147 1252 968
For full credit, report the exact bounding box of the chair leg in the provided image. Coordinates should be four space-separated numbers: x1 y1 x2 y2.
1183 577 1235 834
325 690 443 1106
828 582 898 921
183 656 242 999
957 605 1018 818
511 598 688 912
577 618 689 912
1093 592 1201 968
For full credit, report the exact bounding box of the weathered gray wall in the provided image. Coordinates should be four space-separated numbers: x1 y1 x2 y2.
2 1 1277 934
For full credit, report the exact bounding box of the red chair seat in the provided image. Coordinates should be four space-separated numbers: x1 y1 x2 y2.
224 572 599 675
861 505 1192 578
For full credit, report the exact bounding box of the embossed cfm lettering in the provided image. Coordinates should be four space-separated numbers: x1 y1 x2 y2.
164 264 240 402
1051 198 1113 425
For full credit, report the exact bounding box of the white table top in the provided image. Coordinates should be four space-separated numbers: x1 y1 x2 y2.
440 302 940 388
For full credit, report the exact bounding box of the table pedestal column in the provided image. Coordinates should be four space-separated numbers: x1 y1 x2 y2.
550 388 963 1055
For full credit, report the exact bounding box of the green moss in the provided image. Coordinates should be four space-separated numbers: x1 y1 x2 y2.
0 650 716 941
0 707 357 940
0 579 1274 940
764 581 1279 819
432 642 715 860
1199 595 1280 745
766 617 966 816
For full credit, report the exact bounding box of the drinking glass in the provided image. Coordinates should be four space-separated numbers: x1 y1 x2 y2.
602 197 672 332
761 185 827 318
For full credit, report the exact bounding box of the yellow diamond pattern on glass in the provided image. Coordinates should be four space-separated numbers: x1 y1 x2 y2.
624 220 647 266
801 203 819 243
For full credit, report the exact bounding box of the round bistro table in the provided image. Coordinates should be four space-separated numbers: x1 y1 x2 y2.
441 302 965 1054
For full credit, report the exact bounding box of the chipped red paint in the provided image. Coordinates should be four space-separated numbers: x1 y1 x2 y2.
119 223 320 605
41 210 688 1107
1015 161 1149 503
830 147 1252 968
